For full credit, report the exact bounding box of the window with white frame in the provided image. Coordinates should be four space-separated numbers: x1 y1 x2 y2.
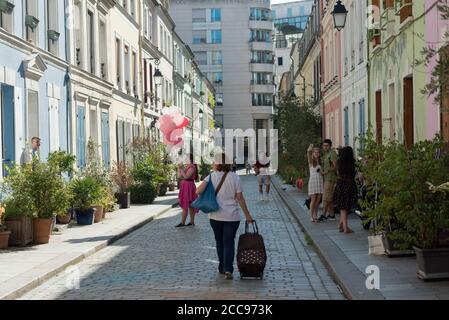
25 0 39 44
216 93 223 107
194 51 207 65
132 51 137 96
46 0 59 56
124 44 130 94
115 38 121 87
27 90 39 142
87 10 95 74
143 5 148 38
192 9 206 23
0 0 14 33
99 18 107 80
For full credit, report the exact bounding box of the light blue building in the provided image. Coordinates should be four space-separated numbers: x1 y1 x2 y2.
0 0 69 177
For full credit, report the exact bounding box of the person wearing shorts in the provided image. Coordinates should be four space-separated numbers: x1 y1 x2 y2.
318 139 338 222
255 152 271 201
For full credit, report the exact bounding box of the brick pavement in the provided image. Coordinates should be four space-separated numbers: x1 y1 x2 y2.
20 174 345 300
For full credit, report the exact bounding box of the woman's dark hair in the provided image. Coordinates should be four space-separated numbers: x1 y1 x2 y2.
323 139 333 146
214 153 232 172
337 146 356 177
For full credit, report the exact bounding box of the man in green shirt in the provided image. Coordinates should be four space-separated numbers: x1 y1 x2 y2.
318 139 338 222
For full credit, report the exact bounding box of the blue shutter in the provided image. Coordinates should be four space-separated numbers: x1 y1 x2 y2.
1 85 15 177
101 112 110 169
344 107 349 146
76 106 86 167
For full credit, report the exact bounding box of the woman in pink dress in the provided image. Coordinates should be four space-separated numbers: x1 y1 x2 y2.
176 154 199 228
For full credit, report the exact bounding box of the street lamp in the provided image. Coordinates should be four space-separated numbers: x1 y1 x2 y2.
331 0 348 31
153 68 163 110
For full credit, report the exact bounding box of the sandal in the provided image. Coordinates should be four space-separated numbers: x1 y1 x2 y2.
187 222 195 227
175 223 186 228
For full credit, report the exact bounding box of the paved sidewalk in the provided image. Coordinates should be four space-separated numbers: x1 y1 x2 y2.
272 177 449 300
19 174 345 300
0 192 179 300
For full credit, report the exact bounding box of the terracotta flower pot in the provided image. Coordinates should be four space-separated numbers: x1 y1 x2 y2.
56 211 72 225
0 230 11 249
33 218 53 245
92 205 104 223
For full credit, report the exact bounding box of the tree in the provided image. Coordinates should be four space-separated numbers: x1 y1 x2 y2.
275 96 322 182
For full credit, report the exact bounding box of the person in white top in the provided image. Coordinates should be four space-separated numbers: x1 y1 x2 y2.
254 152 271 201
196 153 254 280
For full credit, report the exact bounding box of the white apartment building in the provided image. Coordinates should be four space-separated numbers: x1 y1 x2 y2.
272 0 313 96
340 0 368 152
170 0 275 145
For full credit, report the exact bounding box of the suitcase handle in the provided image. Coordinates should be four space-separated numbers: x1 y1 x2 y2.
245 220 259 234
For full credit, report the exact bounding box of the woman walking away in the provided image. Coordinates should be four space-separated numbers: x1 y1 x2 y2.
196 153 254 280
333 146 357 234
176 154 199 228
307 144 324 222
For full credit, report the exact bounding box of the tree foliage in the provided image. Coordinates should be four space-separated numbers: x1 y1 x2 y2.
275 96 322 182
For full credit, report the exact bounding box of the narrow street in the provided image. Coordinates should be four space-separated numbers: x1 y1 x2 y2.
20 174 345 300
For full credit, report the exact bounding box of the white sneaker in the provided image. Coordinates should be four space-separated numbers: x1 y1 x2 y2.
260 194 265 201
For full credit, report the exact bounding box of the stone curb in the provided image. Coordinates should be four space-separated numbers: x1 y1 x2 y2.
272 177 385 300
0 200 179 300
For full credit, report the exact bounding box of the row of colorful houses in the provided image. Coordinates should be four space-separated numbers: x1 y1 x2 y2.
281 0 449 151
0 0 215 178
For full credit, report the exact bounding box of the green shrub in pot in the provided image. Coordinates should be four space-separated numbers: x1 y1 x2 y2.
70 177 102 225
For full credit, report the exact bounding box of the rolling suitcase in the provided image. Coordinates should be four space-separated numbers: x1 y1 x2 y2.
237 221 267 279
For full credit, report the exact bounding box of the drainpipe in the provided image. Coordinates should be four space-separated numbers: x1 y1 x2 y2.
299 70 306 106
65 0 73 155
138 0 145 137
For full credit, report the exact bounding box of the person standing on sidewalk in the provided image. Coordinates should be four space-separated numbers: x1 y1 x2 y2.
318 139 338 222
307 144 324 223
255 152 271 201
196 153 254 280
176 154 199 228
333 146 357 234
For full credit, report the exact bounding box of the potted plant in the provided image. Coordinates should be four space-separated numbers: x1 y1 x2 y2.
3 197 33 247
4 161 71 245
70 177 102 225
92 186 107 223
110 162 133 209
48 151 76 225
0 223 10 249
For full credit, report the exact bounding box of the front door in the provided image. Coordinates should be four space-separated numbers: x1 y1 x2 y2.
76 105 86 167
1 85 15 177
101 112 110 168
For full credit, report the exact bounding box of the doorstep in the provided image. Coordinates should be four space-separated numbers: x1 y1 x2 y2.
0 191 179 300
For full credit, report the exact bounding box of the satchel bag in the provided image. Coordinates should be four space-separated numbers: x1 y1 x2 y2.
191 172 228 213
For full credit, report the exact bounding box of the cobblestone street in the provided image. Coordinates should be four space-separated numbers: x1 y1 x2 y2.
20 175 345 300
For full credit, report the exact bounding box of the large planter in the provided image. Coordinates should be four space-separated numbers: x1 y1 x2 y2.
0 230 11 249
5 216 33 247
92 205 104 223
158 183 168 197
75 208 96 226
414 246 449 281
33 218 53 244
382 233 415 257
169 183 175 192
115 192 130 209
56 210 72 225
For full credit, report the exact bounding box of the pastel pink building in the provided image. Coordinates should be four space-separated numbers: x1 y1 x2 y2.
425 0 449 142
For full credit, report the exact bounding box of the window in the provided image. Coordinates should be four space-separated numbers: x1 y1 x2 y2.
132 51 137 96
210 30 222 44
193 30 206 44
215 114 224 127
194 51 207 65
271 9 276 20
211 8 221 22
216 93 223 107
211 51 223 65
27 90 39 142
250 8 271 21
87 10 95 74
251 51 272 64
193 8 206 23
46 0 59 55
115 38 121 87
252 93 273 106
287 8 293 17
124 45 130 94
250 29 271 42
251 72 272 85
278 57 283 66
99 19 107 79
148 13 153 41
130 0 136 18
90 109 97 143
143 5 148 37
0 0 14 33
25 0 39 44
211 72 223 85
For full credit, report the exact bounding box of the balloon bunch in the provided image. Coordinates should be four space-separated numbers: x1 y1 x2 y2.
157 106 190 152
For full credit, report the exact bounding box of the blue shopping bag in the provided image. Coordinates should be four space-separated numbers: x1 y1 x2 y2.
191 177 219 213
